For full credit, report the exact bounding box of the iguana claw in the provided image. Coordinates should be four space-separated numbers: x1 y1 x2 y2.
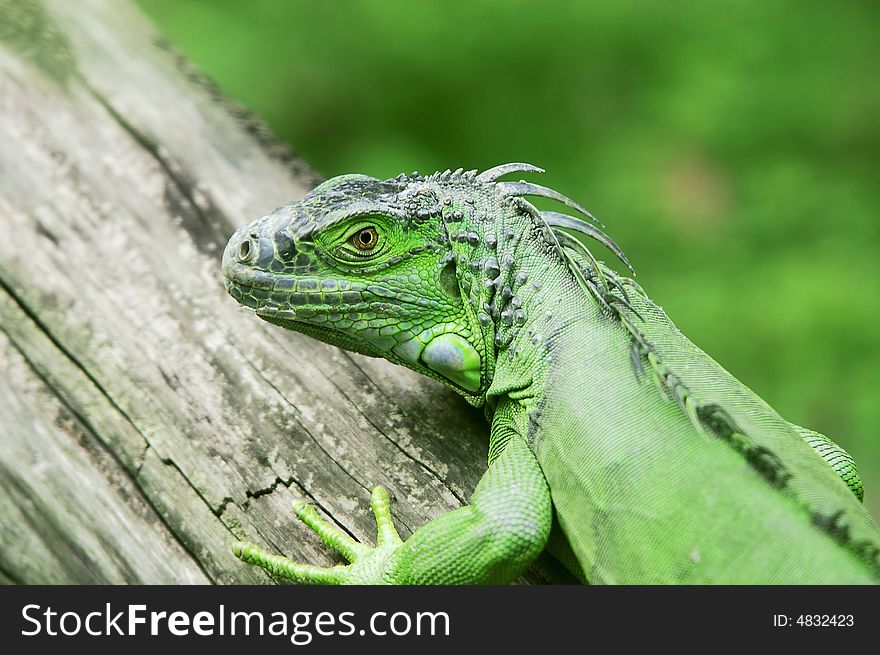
233 487 403 584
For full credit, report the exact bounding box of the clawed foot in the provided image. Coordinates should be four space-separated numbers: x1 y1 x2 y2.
233 486 403 584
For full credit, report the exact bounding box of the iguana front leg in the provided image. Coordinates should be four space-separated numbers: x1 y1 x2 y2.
234 405 552 584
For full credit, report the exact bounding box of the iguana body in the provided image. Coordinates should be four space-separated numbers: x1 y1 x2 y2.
222 164 879 584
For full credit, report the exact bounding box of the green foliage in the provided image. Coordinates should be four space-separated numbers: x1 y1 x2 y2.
138 0 880 515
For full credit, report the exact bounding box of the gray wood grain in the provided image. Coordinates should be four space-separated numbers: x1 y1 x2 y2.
0 0 490 584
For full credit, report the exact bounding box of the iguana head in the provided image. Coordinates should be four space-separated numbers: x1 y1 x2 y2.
222 164 629 405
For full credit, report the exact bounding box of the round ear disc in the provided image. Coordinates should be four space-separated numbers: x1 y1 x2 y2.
420 333 482 392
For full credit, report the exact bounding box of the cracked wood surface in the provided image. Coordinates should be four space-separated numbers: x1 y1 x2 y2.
0 0 489 584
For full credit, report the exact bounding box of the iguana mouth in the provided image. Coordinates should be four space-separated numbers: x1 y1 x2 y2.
223 258 357 314
225 276 348 321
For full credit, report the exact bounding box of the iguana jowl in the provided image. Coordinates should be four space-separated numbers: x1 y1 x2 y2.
222 163 879 584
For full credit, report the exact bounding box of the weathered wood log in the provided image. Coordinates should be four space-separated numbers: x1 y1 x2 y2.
0 0 491 583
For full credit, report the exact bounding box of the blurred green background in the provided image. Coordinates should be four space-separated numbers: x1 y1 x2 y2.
138 0 880 514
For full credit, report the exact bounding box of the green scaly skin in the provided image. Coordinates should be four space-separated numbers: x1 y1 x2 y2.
222 164 879 584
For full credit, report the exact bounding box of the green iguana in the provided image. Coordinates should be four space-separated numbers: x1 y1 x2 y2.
221 163 879 584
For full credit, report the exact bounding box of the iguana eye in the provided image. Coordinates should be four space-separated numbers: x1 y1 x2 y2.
349 227 379 252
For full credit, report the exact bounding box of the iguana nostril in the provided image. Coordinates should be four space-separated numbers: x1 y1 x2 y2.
238 238 255 262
